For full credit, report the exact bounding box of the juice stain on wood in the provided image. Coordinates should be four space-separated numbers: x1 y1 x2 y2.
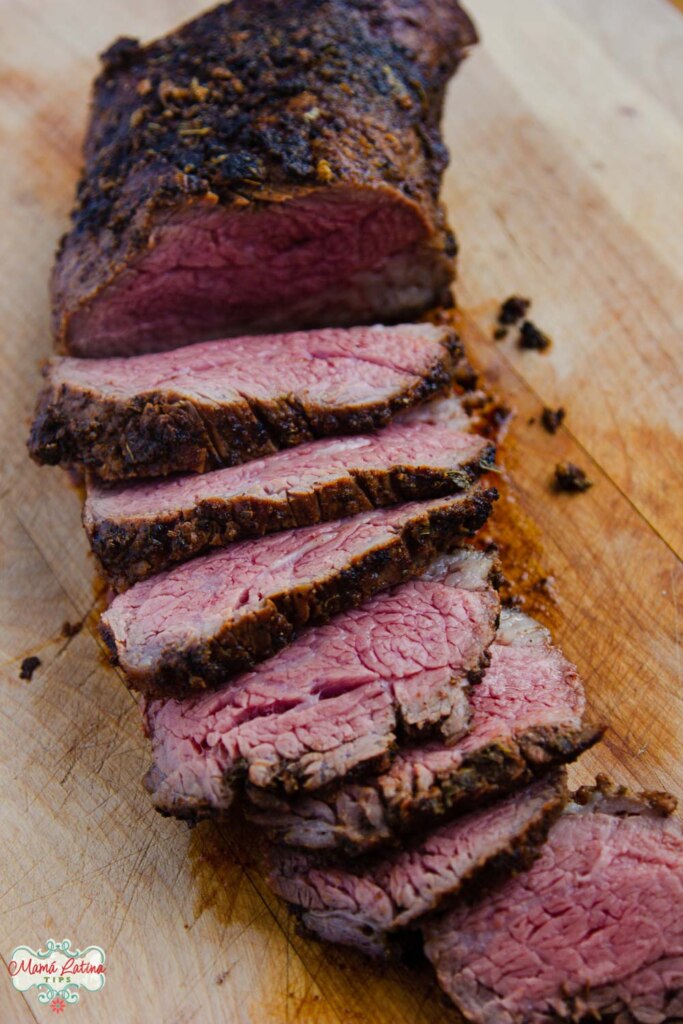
187 817 260 929
481 470 560 629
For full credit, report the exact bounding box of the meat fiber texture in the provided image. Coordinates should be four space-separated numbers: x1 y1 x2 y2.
84 409 495 588
247 610 603 853
51 0 477 356
101 491 497 698
143 548 500 818
28 324 463 480
423 778 683 1024
269 771 567 958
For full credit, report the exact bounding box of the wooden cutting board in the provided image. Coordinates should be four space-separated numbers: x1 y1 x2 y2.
0 1 681 1021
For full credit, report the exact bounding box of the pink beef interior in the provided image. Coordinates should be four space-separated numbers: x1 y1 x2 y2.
270 774 563 957
380 610 585 799
87 420 487 520
143 549 498 809
52 322 450 406
65 190 441 357
102 496 468 677
249 610 588 853
424 805 683 1023
384 775 561 929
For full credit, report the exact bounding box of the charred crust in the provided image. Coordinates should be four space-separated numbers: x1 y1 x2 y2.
350 723 601 855
271 772 567 961
573 772 678 818
110 491 496 698
431 772 682 1024
433 769 568 915
254 722 603 857
100 36 142 70
89 450 495 590
28 333 464 481
51 1 477 345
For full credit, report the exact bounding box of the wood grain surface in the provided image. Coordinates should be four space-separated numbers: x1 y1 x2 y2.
0 1 681 1022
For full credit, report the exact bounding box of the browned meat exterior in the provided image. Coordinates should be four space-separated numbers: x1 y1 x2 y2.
28 324 462 480
269 772 567 958
247 611 604 852
423 777 683 1024
84 413 494 588
101 491 497 697
51 0 477 356
143 549 500 818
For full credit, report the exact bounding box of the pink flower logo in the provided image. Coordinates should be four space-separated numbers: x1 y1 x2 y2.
51 997 66 1014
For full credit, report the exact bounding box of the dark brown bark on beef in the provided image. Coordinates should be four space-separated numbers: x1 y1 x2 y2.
84 434 495 589
269 772 567 959
28 327 463 480
573 772 679 818
247 722 603 854
51 0 477 355
423 777 683 1024
101 490 497 697
142 548 501 817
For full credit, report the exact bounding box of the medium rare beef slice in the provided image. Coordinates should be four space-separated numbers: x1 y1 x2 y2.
143 548 500 818
269 771 566 958
247 609 604 852
51 0 477 357
29 324 462 480
84 415 495 588
101 491 496 698
423 777 683 1024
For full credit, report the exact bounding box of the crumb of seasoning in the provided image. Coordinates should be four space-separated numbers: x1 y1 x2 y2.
20 656 41 681
527 416 536 425
316 159 333 182
645 791 678 817
489 403 513 435
554 461 593 493
519 320 552 351
61 620 83 639
498 295 530 326
493 326 508 341
541 406 566 434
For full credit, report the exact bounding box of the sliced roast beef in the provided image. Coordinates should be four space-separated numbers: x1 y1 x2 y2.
269 771 566 958
101 491 496 698
143 548 500 817
247 610 603 852
84 416 494 588
51 0 477 357
29 324 462 480
423 777 683 1024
